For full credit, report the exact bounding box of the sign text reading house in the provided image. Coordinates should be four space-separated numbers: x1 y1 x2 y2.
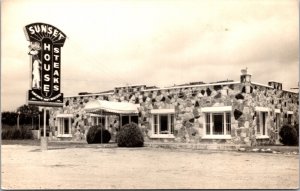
24 23 67 107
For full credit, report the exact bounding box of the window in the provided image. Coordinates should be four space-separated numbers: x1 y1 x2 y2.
150 109 175 138
287 111 293 125
202 106 232 139
56 114 73 137
275 109 281 132
63 118 69 134
274 109 281 142
90 114 107 129
206 114 211 135
153 114 174 135
204 112 231 136
225 112 231 134
120 115 139 127
255 107 269 138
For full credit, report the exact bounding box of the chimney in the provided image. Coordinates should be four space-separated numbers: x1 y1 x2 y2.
268 81 282 90
240 68 252 93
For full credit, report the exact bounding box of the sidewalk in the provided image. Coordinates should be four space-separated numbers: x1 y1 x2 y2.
145 142 299 154
144 142 240 151
46 140 299 154
237 145 299 154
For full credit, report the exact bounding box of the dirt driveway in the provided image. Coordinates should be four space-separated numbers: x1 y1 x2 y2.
1 144 299 189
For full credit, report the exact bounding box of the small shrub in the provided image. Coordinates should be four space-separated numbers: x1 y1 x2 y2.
86 125 111 144
279 125 298 146
116 122 144 147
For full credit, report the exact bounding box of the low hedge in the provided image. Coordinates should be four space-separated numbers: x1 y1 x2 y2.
2 126 33 140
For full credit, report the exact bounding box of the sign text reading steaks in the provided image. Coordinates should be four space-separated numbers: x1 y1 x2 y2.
24 23 67 107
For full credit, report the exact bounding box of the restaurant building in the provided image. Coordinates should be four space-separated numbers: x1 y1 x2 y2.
48 69 299 145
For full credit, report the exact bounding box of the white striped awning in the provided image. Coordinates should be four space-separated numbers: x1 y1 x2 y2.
84 100 139 114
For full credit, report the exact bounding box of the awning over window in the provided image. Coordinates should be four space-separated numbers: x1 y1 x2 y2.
56 114 73 118
201 106 232 112
84 100 139 115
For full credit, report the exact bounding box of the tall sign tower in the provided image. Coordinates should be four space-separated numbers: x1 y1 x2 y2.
24 23 67 149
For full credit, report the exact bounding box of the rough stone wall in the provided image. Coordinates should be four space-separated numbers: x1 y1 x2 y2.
49 83 298 145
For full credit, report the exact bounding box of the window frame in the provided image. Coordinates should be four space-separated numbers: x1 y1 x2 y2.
275 109 281 132
56 114 73 137
201 106 232 139
150 109 175 138
89 114 108 129
255 107 269 139
287 111 293 125
203 112 232 139
120 114 139 127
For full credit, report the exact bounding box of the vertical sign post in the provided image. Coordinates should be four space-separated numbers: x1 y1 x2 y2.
24 23 67 150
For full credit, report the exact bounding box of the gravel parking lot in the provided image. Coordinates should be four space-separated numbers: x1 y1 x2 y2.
1 144 299 189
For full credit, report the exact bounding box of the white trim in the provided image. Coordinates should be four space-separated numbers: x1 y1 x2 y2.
56 114 73 118
282 89 298 94
143 81 239 92
255 107 270 112
57 134 72 138
251 82 273 88
150 134 175 139
88 113 103 117
64 92 114 98
64 81 241 98
202 135 232 139
150 109 175 114
287 111 294 115
256 135 269 139
201 106 232 112
114 84 146 89
275 109 280 113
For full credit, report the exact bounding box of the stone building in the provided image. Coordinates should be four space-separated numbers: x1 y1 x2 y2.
49 70 299 145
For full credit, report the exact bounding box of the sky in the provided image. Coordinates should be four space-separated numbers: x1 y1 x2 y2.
1 0 299 112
